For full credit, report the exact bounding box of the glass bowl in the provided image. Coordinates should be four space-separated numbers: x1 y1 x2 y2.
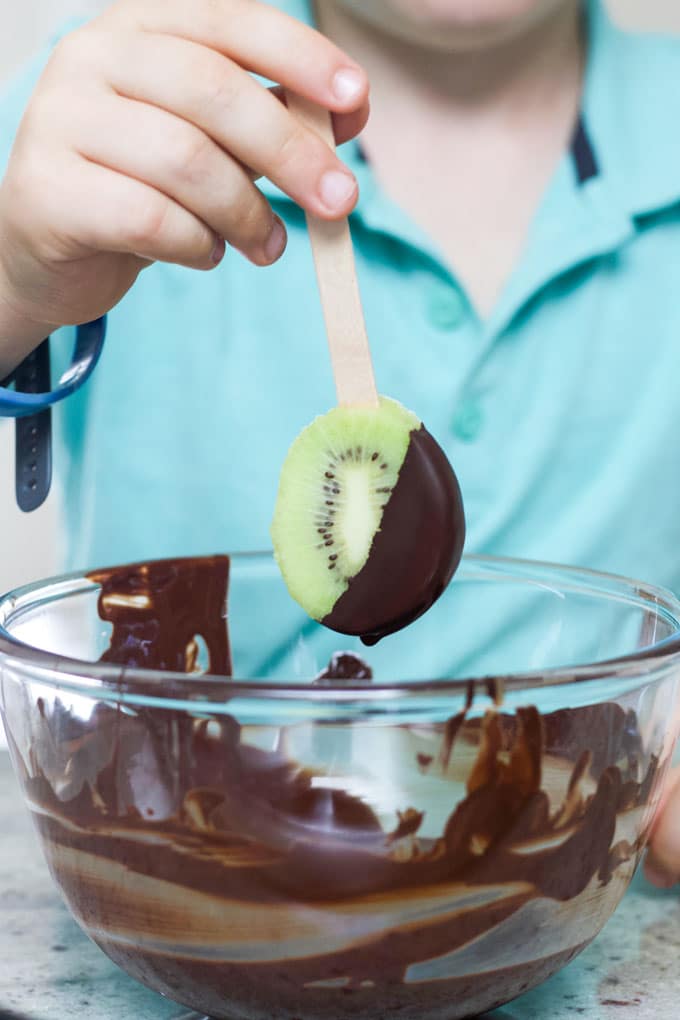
1 553 680 1020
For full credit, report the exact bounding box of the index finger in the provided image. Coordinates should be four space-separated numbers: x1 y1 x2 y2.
111 0 369 112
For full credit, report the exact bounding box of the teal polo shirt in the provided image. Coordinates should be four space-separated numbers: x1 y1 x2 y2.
2 0 680 600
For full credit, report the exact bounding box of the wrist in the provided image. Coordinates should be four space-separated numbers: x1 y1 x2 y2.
0 257 54 380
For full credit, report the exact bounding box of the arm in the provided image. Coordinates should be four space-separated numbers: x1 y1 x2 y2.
0 262 53 380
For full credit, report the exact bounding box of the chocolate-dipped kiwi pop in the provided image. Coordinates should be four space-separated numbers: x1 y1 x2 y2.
272 96 465 645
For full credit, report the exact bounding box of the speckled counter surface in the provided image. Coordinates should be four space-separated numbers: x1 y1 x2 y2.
1 750 678 1020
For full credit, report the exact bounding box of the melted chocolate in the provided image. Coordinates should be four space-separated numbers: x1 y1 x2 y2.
313 651 373 683
87 556 232 675
6 555 666 1020
323 427 465 645
12 692 661 1019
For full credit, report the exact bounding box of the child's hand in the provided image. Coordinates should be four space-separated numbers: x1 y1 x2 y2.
646 766 680 888
0 0 369 372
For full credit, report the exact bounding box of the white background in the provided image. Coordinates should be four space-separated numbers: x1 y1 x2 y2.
0 0 680 596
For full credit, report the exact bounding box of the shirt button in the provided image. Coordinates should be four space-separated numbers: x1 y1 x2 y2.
452 400 483 442
427 284 466 330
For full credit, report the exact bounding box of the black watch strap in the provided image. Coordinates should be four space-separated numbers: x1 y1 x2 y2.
13 339 52 512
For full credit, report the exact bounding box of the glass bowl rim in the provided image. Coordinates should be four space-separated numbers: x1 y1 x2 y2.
1 552 680 704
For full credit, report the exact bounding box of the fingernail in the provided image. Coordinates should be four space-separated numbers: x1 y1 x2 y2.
319 170 357 213
333 67 365 104
211 237 226 265
263 217 287 262
645 859 676 889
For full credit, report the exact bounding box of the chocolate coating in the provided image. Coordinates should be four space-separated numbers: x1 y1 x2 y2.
4 556 666 1020
323 427 466 644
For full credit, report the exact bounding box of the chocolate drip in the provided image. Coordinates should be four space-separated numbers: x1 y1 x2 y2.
87 556 232 676
323 427 465 645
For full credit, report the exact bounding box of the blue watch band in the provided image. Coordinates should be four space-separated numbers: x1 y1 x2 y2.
0 316 107 417
1 317 107 511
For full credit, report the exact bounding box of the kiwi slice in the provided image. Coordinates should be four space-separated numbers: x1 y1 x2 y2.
271 397 420 623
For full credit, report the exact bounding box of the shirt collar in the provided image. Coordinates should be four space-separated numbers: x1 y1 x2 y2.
484 0 680 336
264 0 680 219
261 0 680 338
583 0 680 219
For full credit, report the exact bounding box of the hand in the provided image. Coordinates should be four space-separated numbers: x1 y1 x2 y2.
645 765 680 888
0 0 369 373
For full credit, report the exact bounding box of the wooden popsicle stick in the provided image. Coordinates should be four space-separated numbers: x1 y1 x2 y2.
286 92 379 409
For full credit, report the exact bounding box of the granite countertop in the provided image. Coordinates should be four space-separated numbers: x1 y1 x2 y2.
1 749 679 1020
